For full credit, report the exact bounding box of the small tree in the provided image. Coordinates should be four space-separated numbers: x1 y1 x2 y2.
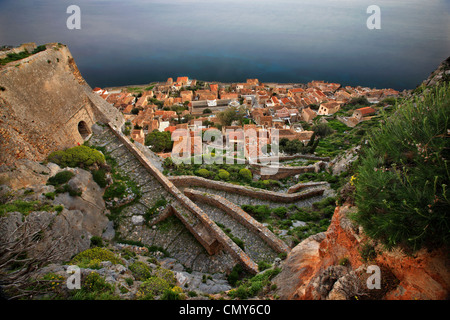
145 130 173 153
217 105 246 126
306 123 333 153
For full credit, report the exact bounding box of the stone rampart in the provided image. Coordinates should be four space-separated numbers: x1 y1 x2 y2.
0 43 124 166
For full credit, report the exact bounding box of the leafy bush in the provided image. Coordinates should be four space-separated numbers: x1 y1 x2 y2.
161 287 184 300
196 168 211 178
280 139 305 155
257 261 272 272
227 264 244 287
92 169 107 188
129 261 152 281
47 145 105 169
239 168 253 182
218 169 230 181
241 204 272 222
103 180 127 201
70 247 123 267
47 171 75 186
71 271 118 300
228 268 281 299
273 207 288 218
90 236 104 248
44 192 56 200
353 84 450 251
138 276 172 300
153 267 177 286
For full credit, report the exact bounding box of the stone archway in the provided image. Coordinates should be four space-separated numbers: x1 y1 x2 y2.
78 121 91 140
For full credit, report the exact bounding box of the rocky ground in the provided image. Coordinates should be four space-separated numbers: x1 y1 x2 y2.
34 243 233 300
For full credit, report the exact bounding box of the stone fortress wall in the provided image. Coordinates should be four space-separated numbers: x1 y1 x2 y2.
0 43 124 166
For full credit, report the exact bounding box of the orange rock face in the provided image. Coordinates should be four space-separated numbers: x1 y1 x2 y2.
274 205 450 300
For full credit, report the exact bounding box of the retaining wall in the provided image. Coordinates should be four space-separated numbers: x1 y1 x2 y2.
251 163 316 180
184 189 291 255
287 181 329 194
169 175 325 203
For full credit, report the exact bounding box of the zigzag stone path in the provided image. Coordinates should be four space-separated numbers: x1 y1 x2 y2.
88 125 327 275
88 126 236 273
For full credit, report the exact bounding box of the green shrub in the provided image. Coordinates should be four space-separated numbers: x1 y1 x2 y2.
48 145 105 169
44 192 56 200
153 267 177 286
32 45 47 54
196 168 211 178
227 264 244 286
228 267 281 299
239 168 253 182
138 276 172 299
250 179 281 190
70 247 123 267
273 207 288 218
353 84 450 251
241 204 271 222
129 261 152 281
92 169 107 188
0 50 32 66
55 183 82 197
90 236 103 248
0 200 60 217
71 271 118 300
218 169 230 181
257 261 272 272
161 287 183 300
47 171 75 186
103 180 127 201
359 243 377 262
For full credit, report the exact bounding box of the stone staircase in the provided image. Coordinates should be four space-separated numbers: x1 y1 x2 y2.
88 126 235 273
89 125 290 274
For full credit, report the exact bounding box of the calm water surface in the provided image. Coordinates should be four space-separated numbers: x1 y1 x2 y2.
0 0 449 90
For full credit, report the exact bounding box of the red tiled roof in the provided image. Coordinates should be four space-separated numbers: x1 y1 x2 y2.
356 107 376 115
165 126 177 133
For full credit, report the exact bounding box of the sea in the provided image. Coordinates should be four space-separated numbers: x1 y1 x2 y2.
0 0 449 90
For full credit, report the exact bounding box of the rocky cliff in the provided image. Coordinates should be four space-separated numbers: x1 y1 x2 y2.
273 203 450 300
0 43 124 166
272 57 450 301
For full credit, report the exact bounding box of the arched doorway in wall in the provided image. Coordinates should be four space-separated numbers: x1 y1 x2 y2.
78 121 91 140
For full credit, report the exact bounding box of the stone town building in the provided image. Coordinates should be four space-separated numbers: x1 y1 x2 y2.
301 107 317 123
352 106 376 121
318 101 341 115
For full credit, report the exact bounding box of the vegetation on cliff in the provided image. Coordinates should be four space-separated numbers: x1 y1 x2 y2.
47 145 105 169
353 84 450 251
0 45 46 66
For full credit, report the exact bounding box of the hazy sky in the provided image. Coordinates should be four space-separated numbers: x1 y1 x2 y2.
0 0 449 89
